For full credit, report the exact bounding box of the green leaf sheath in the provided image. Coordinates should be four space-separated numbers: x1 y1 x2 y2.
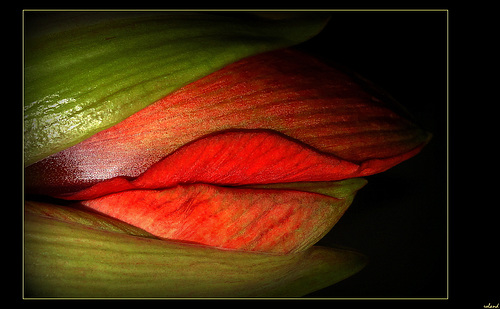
24 13 329 166
25 205 367 297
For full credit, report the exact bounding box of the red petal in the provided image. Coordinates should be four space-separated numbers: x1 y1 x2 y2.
79 180 365 254
58 130 422 200
26 49 430 196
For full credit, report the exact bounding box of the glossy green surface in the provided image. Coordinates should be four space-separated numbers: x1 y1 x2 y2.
24 12 328 165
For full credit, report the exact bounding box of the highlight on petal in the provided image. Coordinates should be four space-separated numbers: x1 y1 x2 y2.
24 12 329 165
78 179 366 254
25 49 431 197
25 203 368 297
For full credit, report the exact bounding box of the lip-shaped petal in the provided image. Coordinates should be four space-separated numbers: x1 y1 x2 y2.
78 179 366 254
25 49 430 197
25 202 368 297
24 13 329 166
48 130 412 201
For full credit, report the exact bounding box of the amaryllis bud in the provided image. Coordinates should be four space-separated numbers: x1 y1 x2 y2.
24 12 432 298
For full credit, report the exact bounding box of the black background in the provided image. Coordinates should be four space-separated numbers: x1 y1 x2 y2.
293 11 449 299
19 9 496 305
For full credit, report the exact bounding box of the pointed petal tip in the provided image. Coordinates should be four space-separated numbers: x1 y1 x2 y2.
278 245 368 297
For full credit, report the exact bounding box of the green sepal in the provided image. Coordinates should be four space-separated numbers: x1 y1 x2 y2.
24 12 329 166
24 202 367 297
